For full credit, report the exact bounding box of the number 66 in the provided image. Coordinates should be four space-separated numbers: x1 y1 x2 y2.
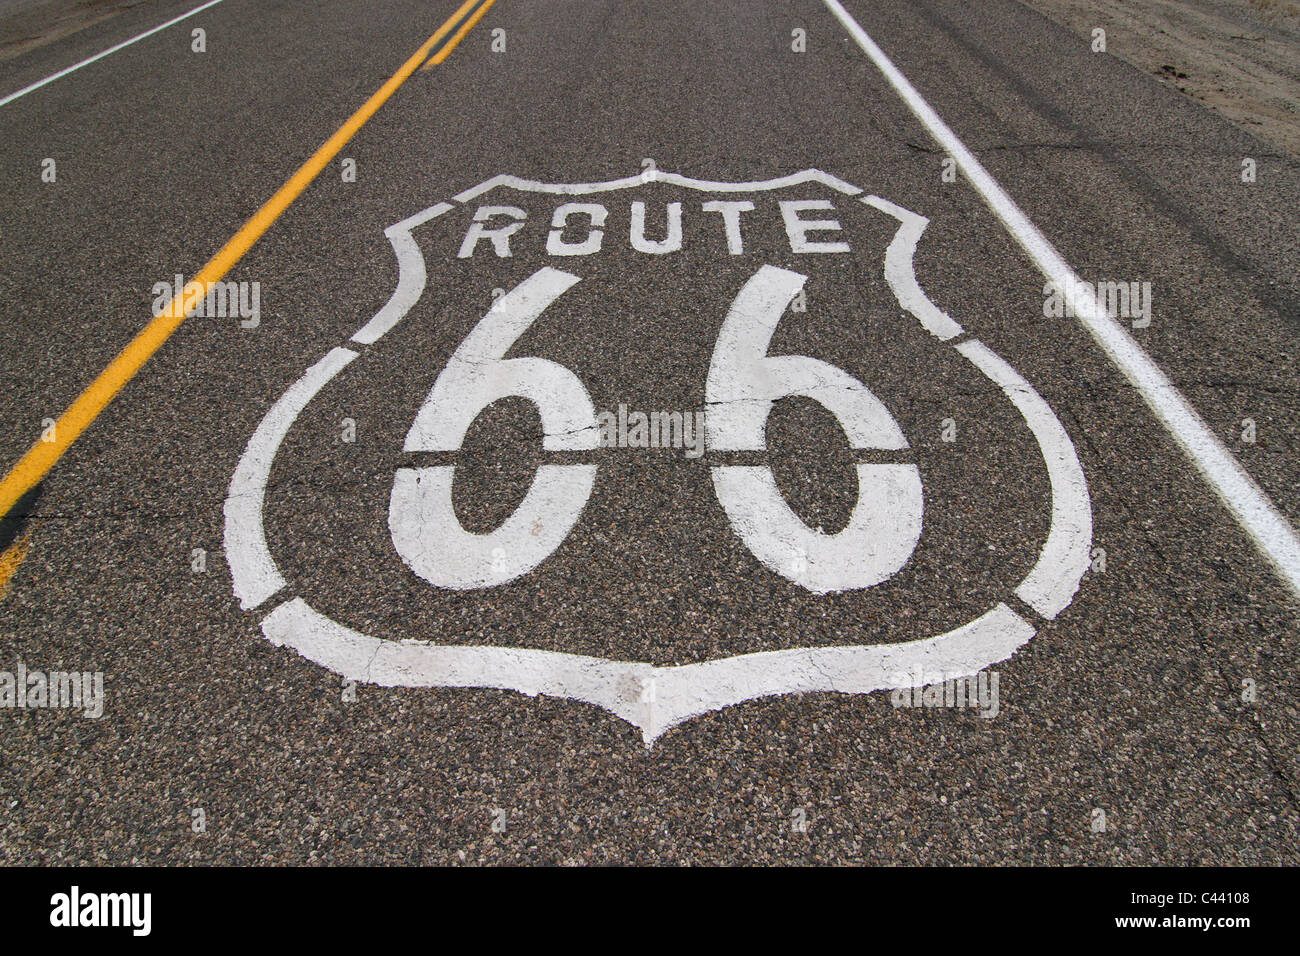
389 265 922 592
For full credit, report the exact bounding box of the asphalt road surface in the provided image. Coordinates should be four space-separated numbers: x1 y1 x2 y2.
0 0 1297 865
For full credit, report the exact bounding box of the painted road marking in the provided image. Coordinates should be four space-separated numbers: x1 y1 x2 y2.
226 347 358 611
824 0 1300 600
453 199 874 258
706 264 923 593
391 267 600 589
262 595 1035 744
0 0 227 108
424 0 497 68
224 170 1092 743
0 0 489 527
0 530 33 600
388 260 927 594
956 339 1092 619
350 171 864 348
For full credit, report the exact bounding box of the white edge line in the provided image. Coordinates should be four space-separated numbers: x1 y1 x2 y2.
224 347 358 610
824 0 1300 598
0 0 226 108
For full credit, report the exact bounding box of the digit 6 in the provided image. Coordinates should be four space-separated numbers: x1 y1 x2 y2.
389 267 597 589
706 265 923 593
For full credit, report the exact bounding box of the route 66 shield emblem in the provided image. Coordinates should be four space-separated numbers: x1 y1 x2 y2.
225 168 1091 743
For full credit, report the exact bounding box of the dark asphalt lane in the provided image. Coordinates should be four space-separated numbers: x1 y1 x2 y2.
0 0 1296 864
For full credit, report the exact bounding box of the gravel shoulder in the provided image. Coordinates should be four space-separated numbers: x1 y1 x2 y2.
1018 0 1300 156
6 0 1299 160
0 0 156 62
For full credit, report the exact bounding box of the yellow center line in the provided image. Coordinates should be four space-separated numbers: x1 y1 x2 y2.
0 530 33 600
0 0 487 523
424 0 497 68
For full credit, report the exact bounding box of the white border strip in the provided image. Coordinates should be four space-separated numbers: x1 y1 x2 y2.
824 0 1300 598
224 346 358 610
864 195 963 340
263 596 1033 743
352 203 454 345
958 339 1092 618
0 0 226 108
451 169 861 204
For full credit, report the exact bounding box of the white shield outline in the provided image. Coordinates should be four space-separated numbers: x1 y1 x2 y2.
223 169 1092 744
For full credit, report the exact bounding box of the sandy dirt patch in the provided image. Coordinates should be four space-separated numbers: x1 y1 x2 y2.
0 1 157 63
1019 0 1300 156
